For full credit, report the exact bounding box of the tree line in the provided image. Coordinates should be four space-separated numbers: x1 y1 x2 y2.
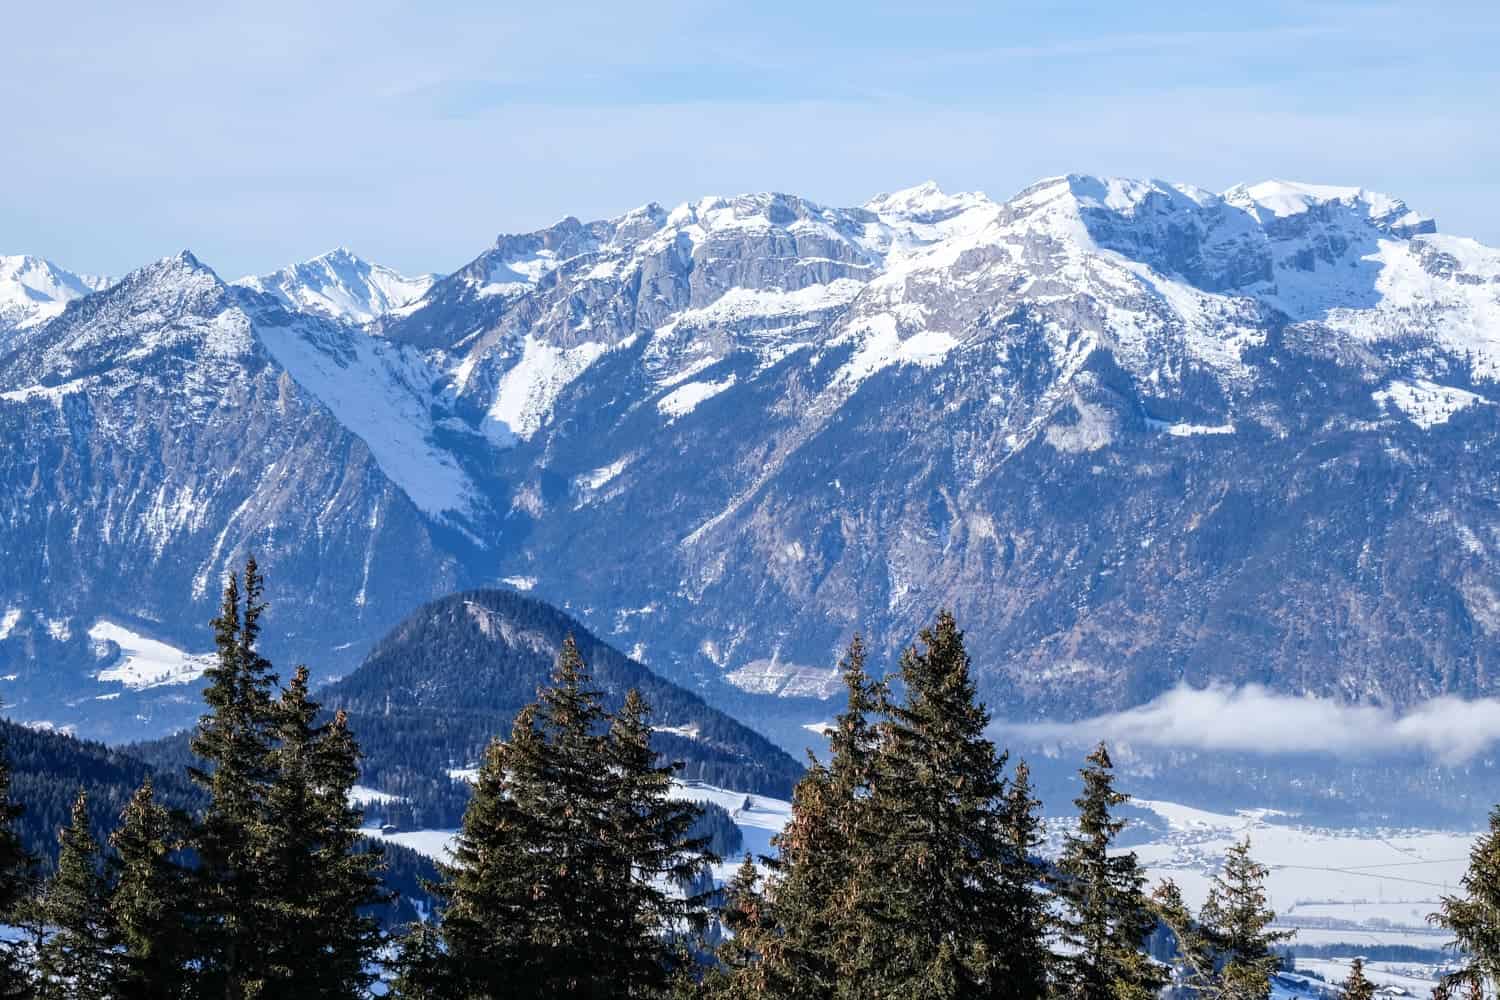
0 560 387 998
0 562 1498 999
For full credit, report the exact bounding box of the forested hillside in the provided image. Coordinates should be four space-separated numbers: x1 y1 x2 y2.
0 721 201 869
318 589 804 822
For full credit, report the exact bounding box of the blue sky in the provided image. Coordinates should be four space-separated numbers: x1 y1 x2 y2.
5 1 1499 279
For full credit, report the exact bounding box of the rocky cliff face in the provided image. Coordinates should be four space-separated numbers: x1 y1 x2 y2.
5 176 1500 738
0 253 464 736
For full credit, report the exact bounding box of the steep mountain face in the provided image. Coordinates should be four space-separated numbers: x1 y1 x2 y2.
235 248 437 325
6 175 1500 740
318 588 805 812
0 252 468 737
371 175 1500 718
0 255 111 335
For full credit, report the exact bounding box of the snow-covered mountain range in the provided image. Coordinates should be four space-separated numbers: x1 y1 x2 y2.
5 174 1500 739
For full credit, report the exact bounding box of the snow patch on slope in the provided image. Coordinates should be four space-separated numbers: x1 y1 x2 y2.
674 280 864 326
658 376 737 419
1313 234 1500 376
1373 379 1489 428
257 320 478 517
0 379 87 407
669 781 793 871
88 621 213 690
483 335 609 442
474 250 558 298
726 657 842 699
1146 417 1235 437
835 315 959 388
581 458 629 490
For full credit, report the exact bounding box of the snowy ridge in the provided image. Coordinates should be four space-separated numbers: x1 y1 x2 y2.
0 255 110 333
13 174 1495 448
236 249 437 325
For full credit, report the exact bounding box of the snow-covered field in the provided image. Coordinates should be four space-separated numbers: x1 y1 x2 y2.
1121 799 1471 988
349 785 405 806
364 779 794 887
366 776 1474 989
87 620 214 690
667 780 794 883
1128 799 1472 926
1293 958 1449 995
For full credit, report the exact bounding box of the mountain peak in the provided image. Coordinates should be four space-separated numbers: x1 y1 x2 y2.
307 246 362 266
865 180 988 218
0 255 112 333
1224 179 1434 234
171 249 210 270
234 250 438 325
133 251 221 288
1008 174 1218 215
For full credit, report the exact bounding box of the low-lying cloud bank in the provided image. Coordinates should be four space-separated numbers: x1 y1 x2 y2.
1003 684 1500 764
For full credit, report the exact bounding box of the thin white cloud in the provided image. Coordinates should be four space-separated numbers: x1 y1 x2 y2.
1005 684 1500 764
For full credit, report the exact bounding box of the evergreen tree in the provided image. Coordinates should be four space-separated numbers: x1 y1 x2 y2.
430 721 544 997
0 738 36 1000
1433 805 1500 994
1152 880 1217 1000
108 779 194 1000
857 612 1019 999
764 758 836 998
425 638 715 999
1053 743 1166 1000
432 637 639 998
998 760 1051 1000
768 637 882 1000
605 687 716 995
1154 841 1289 1000
189 559 280 998
35 791 115 1000
1197 839 1292 1000
310 708 388 994
703 856 787 1000
1341 959 1374 1000
187 559 385 999
389 921 453 1000
260 667 386 998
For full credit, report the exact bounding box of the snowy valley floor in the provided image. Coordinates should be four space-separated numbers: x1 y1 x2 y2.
361 781 1474 991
